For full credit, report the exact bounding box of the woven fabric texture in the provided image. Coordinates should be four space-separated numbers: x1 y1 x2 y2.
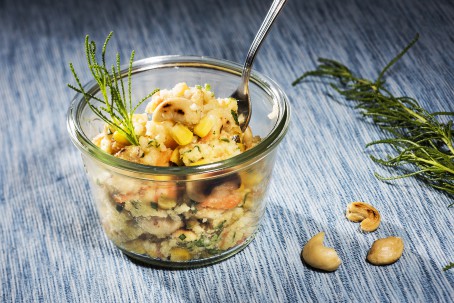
1 0 453 302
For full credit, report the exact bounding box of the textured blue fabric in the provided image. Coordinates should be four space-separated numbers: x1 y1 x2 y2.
1 0 453 302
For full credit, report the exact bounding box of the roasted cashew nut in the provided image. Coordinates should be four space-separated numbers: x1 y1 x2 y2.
152 97 202 125
302 232 342 272
346 202 381 232
367 236 404 265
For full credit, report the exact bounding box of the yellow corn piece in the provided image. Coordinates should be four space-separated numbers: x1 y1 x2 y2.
112 131 131 145
157 195 177 210
237 143 245 152
170 247 192 261
241 171 264 188
170 147 183 166
188 159 209 166
170 123 193 146
193 115 214 137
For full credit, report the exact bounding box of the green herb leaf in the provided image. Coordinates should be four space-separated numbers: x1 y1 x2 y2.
231 110 239 125
68 32 158 146
443 262 454 271
293 34 454 203
147 139 160 148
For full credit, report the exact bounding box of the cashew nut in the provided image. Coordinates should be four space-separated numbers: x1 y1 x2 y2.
346 202 381 232
366 236 404 265
152 97 202 125
301 232 342 272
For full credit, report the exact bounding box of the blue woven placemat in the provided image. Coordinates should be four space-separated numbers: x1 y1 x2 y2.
1 0 453 301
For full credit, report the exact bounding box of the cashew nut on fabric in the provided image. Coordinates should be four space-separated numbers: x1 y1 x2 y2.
302 232 342 272
346 202 381 232
367 236 404 265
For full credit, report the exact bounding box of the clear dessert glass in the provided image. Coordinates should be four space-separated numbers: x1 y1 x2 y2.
67 55 290 268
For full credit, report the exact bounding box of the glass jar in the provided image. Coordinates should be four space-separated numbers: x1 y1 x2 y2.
67 55 290 268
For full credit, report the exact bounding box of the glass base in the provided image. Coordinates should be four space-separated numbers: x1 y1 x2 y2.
119 231 257 269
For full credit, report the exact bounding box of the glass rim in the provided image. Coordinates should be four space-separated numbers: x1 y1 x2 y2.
66 55 290 178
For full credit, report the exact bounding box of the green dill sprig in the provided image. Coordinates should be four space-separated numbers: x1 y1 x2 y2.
68 32 158 145
443 262 454 271
292 34 454 206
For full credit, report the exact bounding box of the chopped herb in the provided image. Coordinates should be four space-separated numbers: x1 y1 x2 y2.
213 234 221 242
147 139 160 148
185 221 227 253
220 138 229 142
194 145 201 152
195 85 202 90
193 236 208 247
205 248 222 255
130 200 140 209
240 192 250 207
215 220 227 232
231 110 239 125
181 149 191 155
150 202 158 210
179 234 187 241
204 83 211 91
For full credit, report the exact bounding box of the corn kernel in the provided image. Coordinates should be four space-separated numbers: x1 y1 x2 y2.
241 171 264 187
188 159 209 166
170 148 183 165
112 131 131 145
170 247 192 261
157 195 177 210
170 123 193 146
237 143 245 152
193 115 214 137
